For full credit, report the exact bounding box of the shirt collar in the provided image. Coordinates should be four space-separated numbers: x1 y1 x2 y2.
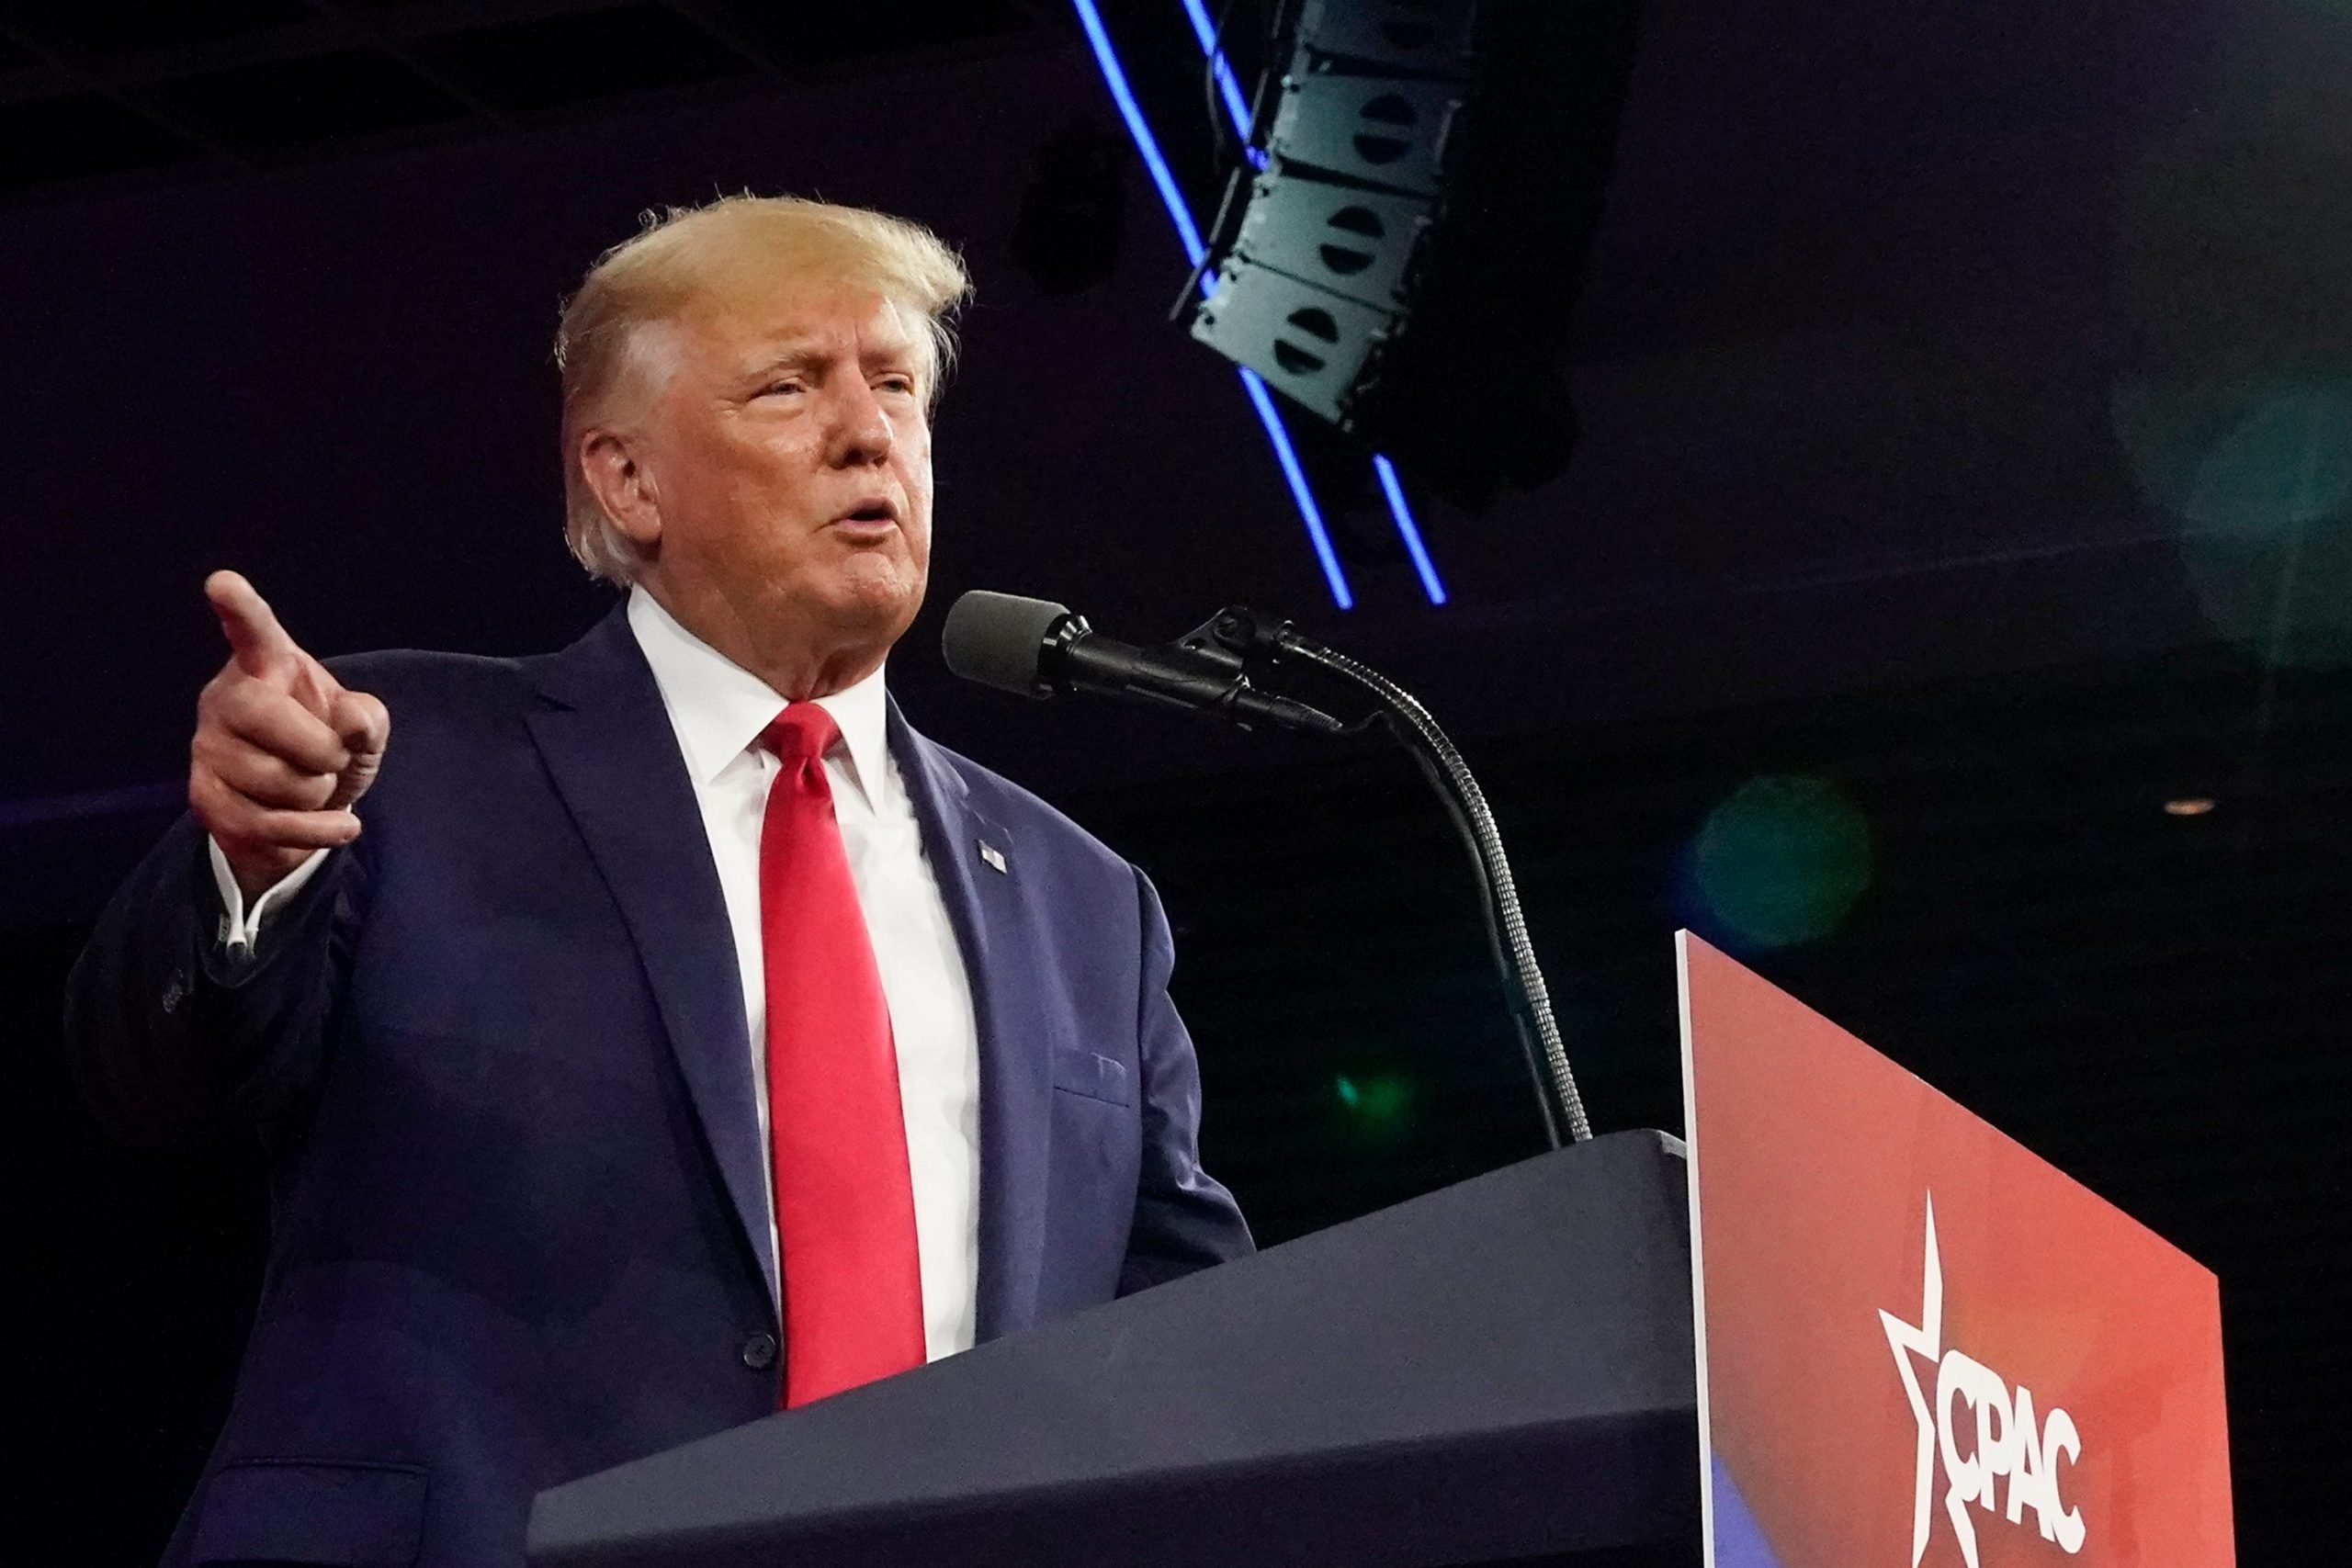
626 586 890 802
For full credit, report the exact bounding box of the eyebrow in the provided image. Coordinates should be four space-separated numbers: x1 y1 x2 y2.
743 337 923 381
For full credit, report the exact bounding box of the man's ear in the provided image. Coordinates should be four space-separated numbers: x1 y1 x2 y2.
578 425 662 554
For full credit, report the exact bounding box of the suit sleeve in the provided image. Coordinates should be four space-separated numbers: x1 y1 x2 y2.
63 811 359 1147
1116 864 1255 1295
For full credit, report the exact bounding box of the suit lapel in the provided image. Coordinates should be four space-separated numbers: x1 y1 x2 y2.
519 622 1044 1339
526 607 778 1314
888 703 1050 1343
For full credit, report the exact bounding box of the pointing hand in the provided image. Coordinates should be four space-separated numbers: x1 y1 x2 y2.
190 571 390 901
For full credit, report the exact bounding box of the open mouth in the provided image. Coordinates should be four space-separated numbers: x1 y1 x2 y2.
838 502 896 526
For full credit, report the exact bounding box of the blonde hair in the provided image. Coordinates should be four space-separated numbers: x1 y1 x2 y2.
553 194 971 583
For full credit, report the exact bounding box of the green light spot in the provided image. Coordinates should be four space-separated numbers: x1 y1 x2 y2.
1334 1071 1415 1142
1690 774 1872 950
1360 1077 1411 1122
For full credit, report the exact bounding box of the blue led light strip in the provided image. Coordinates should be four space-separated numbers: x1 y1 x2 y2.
1072 0 1353 610
1170 1 1447 606
1241 367 1351 604
1175 0 1266 168
1374 455 1447 605
1071 0 1205 264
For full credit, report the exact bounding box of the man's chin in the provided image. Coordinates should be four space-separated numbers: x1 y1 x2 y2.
808 565 924 639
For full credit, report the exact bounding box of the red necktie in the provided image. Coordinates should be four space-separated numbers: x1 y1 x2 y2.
757 705 925 1407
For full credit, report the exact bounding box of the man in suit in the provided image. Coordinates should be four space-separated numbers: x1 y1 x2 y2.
66 195 1252 1567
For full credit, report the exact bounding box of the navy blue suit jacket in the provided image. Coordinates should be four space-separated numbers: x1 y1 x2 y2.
66 605 1252 1567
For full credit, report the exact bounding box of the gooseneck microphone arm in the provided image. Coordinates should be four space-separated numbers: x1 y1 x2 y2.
1188 609 1591 1148
941 591 1592 1149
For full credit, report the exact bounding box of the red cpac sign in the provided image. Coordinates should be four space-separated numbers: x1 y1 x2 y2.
1678 934 2233 1568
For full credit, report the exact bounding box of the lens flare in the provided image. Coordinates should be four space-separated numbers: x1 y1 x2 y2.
2112 376 2352 669
1678 775 1873 952
1333 1071 1415 1139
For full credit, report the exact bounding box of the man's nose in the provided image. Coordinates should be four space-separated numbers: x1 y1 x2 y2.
823 378 895 468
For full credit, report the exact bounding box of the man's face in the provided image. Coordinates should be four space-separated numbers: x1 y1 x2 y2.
628 273 934 666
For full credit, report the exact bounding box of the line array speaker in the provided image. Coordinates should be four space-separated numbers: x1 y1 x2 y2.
1189 0 1639 511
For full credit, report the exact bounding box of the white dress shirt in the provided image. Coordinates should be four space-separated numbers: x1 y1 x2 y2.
210 590 983 1362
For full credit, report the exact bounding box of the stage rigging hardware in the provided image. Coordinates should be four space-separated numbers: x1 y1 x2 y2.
1182 0 1637 513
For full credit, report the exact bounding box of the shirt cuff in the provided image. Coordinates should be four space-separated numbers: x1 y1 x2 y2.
208 839 333 956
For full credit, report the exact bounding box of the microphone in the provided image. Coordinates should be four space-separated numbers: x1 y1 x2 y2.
941 591 1348 737
941 589 1594 1145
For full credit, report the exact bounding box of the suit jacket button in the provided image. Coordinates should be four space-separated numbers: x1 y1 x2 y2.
741 1332 778 1371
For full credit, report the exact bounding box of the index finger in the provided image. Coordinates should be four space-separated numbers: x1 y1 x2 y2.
206 570 300 679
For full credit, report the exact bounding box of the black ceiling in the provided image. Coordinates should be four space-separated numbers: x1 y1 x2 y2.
0 0 1056 199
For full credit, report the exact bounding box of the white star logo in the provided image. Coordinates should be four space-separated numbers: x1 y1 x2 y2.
1878 1193 2087 1566
1880 1193 1949 1568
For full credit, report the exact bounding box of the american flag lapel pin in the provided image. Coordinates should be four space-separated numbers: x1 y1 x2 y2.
978 840 1008 874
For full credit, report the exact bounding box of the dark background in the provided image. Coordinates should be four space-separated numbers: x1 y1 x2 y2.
6 1 2346 1562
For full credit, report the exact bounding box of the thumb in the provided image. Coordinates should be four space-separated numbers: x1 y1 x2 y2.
324 687 390 810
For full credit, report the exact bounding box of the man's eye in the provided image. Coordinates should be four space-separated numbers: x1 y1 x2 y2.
878 378 916 395
760 381 805 397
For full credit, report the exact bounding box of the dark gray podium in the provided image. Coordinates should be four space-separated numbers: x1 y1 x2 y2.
527 1130 1697 1567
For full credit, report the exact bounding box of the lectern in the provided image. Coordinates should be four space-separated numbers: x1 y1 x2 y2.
529 938 2232 1568
530 1130 1697 1566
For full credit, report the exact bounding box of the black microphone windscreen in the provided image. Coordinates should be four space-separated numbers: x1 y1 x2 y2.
942 591 1073 696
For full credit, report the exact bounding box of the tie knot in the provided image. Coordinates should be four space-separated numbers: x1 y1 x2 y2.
760 704 842 767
